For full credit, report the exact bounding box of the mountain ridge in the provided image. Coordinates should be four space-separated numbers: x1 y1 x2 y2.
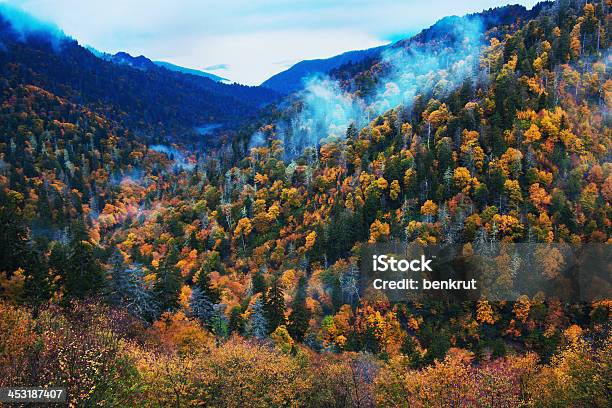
260 45 386 94
0 12 279 139
260 2 553 97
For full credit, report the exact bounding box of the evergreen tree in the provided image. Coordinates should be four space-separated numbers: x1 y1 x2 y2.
346 122 358 139
189 286 215 326
62 232 105 300
153 245 181 312
248 298 268 339
210 304 229 338
195 265 221 304
252 268 267 295
0 191 30 277
0 191 51 305
228 306 245 335
23 252 52 306
288 276 310 342
264 278 286 333
107 249 128 305
400 336 422 368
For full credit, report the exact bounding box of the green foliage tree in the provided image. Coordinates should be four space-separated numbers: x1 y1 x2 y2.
153 246 181 312
264 278 286 334
288 276 310 342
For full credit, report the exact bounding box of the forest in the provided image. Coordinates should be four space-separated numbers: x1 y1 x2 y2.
0 0 610 406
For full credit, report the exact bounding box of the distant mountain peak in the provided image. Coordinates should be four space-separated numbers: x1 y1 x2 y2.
154 60 230 83
261 45 386 95
87 48 231 83
110 51 157 70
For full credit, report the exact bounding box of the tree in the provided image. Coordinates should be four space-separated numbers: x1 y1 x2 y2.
0 192 51 305
271 325 294 353
504 179 523 208
248 298 268 339
421 200 438 222
189 286 214 326
477 299 496 325
234 217 253 254
107 249 128 305
154 246 181 312
390 180 401 201
288 276 310 342
304 231 317 252
523 123 542 144
195 265 221 304
0 191 30 278
368 220 390 243
264 278 286 333
252 268 267 295
529 183 551 212
108 250 159 321
228 306 245 335
62 236 105 300
453 167 473 192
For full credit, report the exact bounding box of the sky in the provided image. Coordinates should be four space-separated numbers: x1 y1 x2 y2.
1 0 541 85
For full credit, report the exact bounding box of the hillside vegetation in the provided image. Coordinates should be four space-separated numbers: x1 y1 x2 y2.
0 1 610 406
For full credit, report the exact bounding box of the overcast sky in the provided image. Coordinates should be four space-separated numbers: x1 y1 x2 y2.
2 0 540 85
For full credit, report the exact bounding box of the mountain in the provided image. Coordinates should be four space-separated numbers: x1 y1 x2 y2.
0 13 279 139
93 47 231 84
106 51 157 70
261 3 550 96
260 45 385 94
92 49 231 83
154 60 229 83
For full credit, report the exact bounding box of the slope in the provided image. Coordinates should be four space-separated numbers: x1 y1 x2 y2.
0 10 279 139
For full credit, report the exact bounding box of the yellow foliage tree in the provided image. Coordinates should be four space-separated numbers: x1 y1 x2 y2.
390 180 401 200
420 200 438 221
476 300 496 325
304 231 317 251
369 220 390 244
523 123 542 144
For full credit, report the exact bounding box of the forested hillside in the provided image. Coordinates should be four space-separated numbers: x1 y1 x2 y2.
0 12 279 139
0 1 610 406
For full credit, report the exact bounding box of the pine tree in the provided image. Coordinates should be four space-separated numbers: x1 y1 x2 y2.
154 245 181 312
0 191 30 277
248 298 268 339
210 304 229 338
0 192 51 305
288 276 310 342
23 253 52 306
346 122 358 139
264 278 286 333
107 249 127 305
252 268 267 295
228 306 245 335
189 286 214 326
195 265 221 304
63 232 105 300
340 263 360 306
